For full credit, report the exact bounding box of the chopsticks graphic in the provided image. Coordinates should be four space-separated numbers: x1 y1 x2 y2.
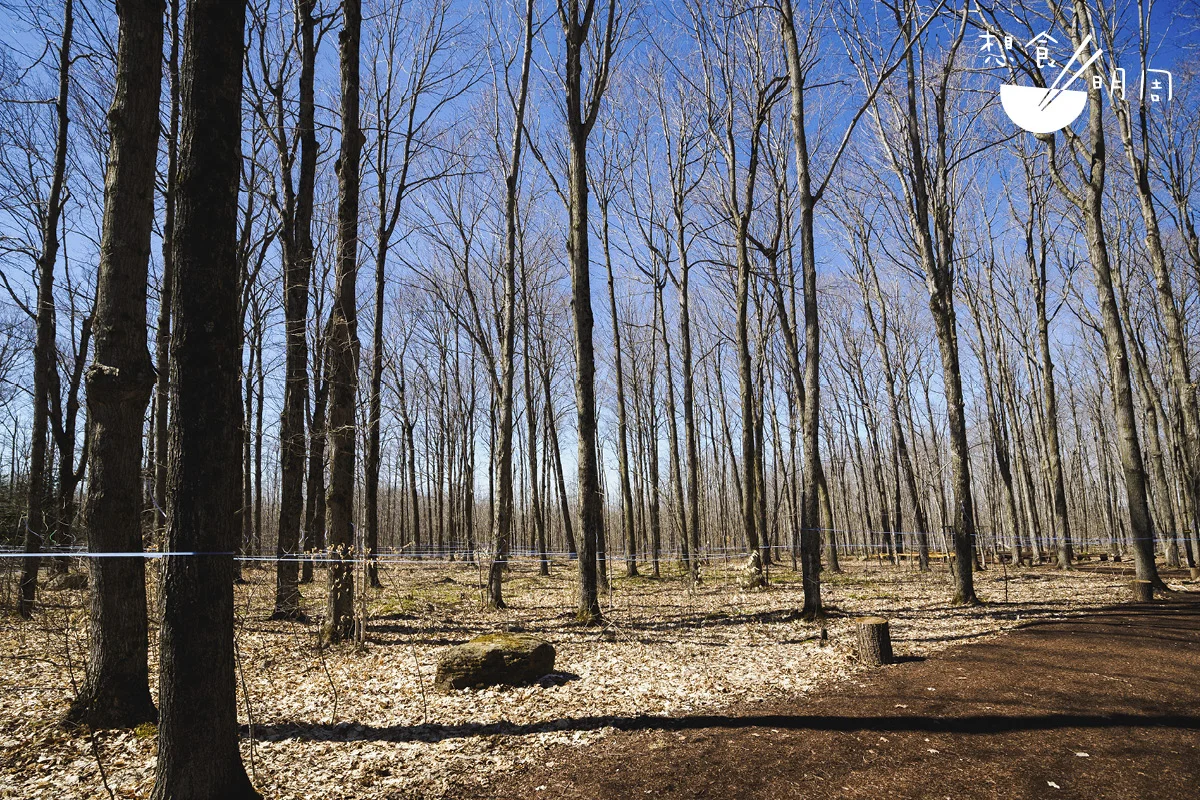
1038 34 1103 109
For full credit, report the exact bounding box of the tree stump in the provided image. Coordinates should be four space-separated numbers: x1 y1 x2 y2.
1190 567 1200 580
1131 580 1154 604
855 617 894 666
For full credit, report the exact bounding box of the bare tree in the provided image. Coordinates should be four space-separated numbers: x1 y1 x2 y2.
16 0 72 619
150 0 260 794
323 0 365 645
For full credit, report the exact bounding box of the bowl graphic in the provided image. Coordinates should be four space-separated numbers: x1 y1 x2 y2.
1000 84 1088 134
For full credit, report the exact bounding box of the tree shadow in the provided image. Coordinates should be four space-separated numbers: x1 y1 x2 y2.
244 710 1200 745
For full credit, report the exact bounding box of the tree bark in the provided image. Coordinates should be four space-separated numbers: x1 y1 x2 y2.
323 0 364 645
560 0 616 624
64 0 162 729
273 0 317 619
150 0 258 794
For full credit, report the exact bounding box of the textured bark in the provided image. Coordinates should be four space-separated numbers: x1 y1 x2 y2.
855 617 894 667
150 0 258 794
19 0 73 620
64 0 162 729
273 0 318 619
323 0 364 645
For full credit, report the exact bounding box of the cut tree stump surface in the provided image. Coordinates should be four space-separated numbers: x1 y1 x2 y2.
462 594 1200 800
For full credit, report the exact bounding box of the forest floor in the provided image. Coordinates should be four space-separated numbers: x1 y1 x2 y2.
477 576 1200 800
0 554 1196 799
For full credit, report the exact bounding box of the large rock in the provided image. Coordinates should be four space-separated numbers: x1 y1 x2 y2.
435 633 555 692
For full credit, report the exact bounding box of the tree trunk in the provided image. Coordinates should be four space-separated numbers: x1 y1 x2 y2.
19 0 73 620
274 0 317 618
488 0 534 606
600 199 637 579
561 0 613 624
1044 5 1162 590
64 0 161 728
365 232 385 590
544 374 577 560
322 0 364 646
153 0 181 539
302 354 327 584
150 0 259 794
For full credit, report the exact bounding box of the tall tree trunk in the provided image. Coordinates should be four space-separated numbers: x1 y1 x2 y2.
274 0 317 618
1027 208 1073 568
253 313 264 559
891 9 976 603
522 236 548 577
561 0 615 624
601 198 637 578
779 0 822 613
544 372 577 559
150 0 259 794
659 278 688 575
365 233 385 590
154 0 181 537
322 0 364 645
1044 4 1161 589
64 0 161 728
302 351 327 584
1110 34 1200 578
19 0 73 620
488 0 534 606
675 198 701 583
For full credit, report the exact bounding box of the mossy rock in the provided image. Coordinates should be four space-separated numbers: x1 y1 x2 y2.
434 633 555 692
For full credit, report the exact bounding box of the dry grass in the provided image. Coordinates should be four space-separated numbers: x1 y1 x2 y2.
0 554 1164 799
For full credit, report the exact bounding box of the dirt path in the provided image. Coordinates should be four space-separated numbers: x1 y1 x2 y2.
470 593 1200 800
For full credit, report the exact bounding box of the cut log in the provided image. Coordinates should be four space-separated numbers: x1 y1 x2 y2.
739 551 765 589
1190 568 1200 580
435 633 555 692
855 617 894 666
1131 580 1154 604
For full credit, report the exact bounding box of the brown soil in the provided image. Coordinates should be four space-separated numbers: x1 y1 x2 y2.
467 591 1200 800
